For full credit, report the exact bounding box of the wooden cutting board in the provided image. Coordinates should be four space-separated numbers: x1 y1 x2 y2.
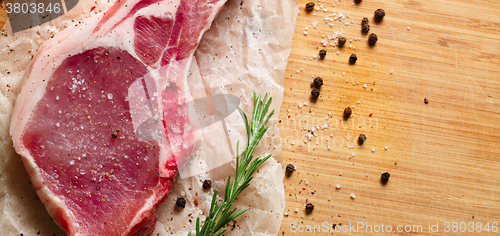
0 1 5 29
2 0 499 235
279 0 500 235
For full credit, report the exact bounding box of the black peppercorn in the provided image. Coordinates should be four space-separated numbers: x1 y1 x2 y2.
354 0 362 3
305 2 315 11
361 17 369 26
305 203 314 213
424 98 429 104
286 164 295 174
349 54 357 64
368 33 378 45
381 172 390 183
176 197 186 208
203 179 212 189
111 132 118 138
358 134 367 145
311 88 320 99
343 107 352 119
374 9 385 22
313 77 323 88
319 49 327 59
362 23 370 34
338 36 346 47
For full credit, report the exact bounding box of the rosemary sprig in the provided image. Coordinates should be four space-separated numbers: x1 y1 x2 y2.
188 92 274 236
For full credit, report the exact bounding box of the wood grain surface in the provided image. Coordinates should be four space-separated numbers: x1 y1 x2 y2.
1 0 499 235
279 0 500 235
0 0 6 30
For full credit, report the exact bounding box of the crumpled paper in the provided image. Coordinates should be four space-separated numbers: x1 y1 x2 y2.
0 0 298 235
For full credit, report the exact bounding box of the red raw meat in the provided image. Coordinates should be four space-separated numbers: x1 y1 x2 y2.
10 0 227 235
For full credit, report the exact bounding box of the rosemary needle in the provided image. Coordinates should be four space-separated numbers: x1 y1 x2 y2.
188 92 274 236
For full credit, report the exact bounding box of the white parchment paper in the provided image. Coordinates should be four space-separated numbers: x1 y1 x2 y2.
0 0 298 235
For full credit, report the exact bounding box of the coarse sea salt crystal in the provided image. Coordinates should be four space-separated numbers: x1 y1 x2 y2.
56 96 59 100
352 153 356 157
385 146 389 150
70 160 75 165
295 208 299 213
336 184 341 189
372 148 376 152
350 193 356 199
311 21 319 28
304 31 308 35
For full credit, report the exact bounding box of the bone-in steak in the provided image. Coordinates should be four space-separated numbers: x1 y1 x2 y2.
10 0 227 235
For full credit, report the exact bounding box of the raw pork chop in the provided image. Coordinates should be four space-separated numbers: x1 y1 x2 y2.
9 0 227 235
